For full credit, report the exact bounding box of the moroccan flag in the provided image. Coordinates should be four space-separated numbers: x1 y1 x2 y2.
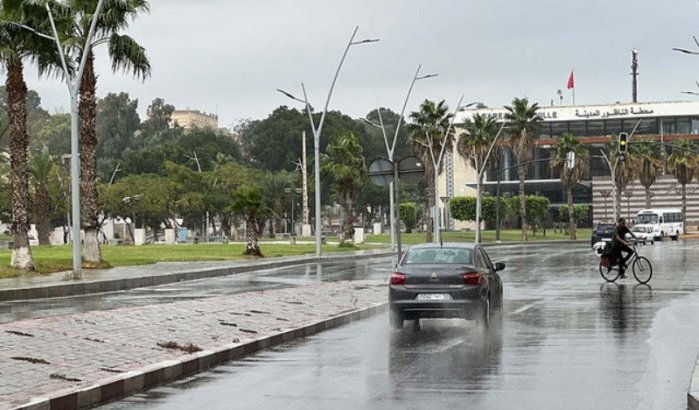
567 70 575 89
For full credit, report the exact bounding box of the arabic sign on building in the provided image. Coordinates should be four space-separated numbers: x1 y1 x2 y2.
457 101 699 123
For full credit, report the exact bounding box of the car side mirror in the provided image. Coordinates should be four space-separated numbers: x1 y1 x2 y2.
494 262 506 272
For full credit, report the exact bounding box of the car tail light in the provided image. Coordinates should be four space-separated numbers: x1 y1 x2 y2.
463 272 483 285
390 272 406 285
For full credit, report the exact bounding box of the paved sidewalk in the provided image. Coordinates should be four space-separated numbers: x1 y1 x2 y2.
0 279 387 409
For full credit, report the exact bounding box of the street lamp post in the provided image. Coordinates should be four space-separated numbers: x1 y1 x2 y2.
285 187 302 237
278 26 378 257
362 65 437 255
423 96 468 243
472 123 507 243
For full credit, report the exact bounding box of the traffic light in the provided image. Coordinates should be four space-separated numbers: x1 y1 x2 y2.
618 132 628 154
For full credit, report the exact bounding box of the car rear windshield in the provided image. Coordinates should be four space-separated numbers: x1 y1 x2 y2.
403 248 473 265
595 223 614 231
636 214 658 224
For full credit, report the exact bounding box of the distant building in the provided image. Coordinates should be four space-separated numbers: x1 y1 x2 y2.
439 100 699 228
171 109 218 129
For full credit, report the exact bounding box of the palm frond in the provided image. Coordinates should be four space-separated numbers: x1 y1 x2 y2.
107 32 149 79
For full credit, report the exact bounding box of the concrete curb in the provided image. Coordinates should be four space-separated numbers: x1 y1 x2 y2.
688 355 699 410
15 302 389 410
0 251 394 302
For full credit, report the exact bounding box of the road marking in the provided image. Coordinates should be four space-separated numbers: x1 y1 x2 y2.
512 301 542 314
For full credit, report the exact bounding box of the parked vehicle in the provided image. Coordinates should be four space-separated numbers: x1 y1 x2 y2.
591 222 615 247
635 208 683 241
388 243 504 330
629 225 654 245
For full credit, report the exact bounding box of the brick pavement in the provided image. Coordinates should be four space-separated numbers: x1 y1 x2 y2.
0 280 386 409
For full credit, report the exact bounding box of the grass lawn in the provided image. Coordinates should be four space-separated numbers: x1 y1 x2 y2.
0 242 378 279
0 229 588 279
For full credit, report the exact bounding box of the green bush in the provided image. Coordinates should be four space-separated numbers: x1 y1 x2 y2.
399 202 421 233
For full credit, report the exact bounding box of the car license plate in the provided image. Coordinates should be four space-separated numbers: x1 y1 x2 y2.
417 293 452 301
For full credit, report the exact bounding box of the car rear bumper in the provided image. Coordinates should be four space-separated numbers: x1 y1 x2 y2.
389 286 485 319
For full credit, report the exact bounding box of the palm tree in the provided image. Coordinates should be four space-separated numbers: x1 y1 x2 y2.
667 139 697 234
29 147 57 245
504 97 541 241
321 133 366 243
408 99 453 242
69 0 151 265
634 139 662 208
0 2 63 270
605 137 638 220
231 184 264 257
549 133 588 239
456 113 499 241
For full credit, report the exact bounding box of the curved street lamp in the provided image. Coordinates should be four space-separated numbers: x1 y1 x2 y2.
278 26 378 257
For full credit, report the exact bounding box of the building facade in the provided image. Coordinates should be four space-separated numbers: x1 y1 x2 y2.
440 101 699 227
171 109 219 129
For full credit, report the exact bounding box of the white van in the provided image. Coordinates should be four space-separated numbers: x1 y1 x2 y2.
635 208 683 241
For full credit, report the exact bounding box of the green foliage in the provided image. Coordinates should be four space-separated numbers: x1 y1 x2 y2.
100 173 172 233
96 92 141 160
450 197 476 222
558 204 589 226
399 202 421 233
361 108 411 160
450 196 508 224
35 113 70 155
510 195 550 226
140 97 177 146
231 184 263 219
667 138 697 186
457 113 500 171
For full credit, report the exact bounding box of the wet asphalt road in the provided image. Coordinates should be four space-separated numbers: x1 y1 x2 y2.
0 259 392 324
97 241 699 410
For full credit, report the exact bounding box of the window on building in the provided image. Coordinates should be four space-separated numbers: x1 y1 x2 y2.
539 123 553 139
588 121 604 136
633 118 658 135
691 117 699 134
605 120 622 135
678 117 691 134
551 122 569 137
569 121 587 136
661 118 677 134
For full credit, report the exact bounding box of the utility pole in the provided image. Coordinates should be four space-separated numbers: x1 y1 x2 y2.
631 48 639 103
301 131 309 227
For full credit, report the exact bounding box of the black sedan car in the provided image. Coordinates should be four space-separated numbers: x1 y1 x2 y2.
591 222 615 247
388 243 505 330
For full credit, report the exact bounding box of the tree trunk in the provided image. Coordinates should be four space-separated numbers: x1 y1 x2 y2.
644 186 651 208
7 59 34 271
567 186 576 240
244 215 263 256
475 173 482 243
424 158 434 243
342 193 354 243
518 166 528 241
79 52 102 265
682 183 687 235
35 183 51 245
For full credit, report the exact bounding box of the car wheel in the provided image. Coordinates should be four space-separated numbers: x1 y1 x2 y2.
477 298 490 329
389 309 403 330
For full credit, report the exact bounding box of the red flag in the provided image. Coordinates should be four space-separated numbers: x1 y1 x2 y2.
567 70 575 89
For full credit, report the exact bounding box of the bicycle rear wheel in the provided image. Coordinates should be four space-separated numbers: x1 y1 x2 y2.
599 263 620 282
632 256 653 284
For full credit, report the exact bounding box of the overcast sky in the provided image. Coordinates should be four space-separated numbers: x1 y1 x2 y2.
22 0 699 128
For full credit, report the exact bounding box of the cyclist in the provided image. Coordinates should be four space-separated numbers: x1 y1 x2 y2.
612 217 637 278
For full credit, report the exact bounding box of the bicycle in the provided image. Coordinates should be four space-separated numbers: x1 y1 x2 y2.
598 240 653 284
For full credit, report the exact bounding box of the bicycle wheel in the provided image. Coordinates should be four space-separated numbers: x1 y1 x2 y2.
599 263 620 282
632 256 653 284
